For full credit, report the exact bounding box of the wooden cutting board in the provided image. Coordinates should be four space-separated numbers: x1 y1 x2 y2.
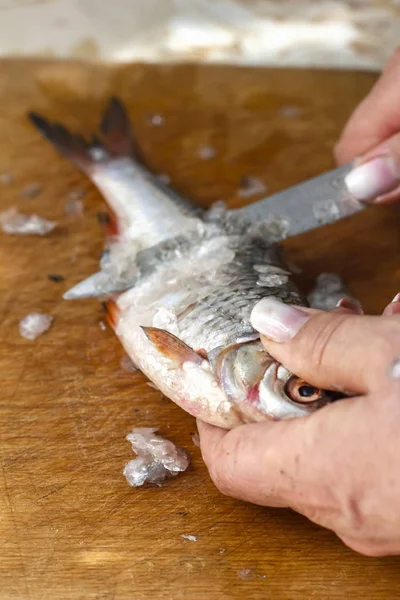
1 59 400 600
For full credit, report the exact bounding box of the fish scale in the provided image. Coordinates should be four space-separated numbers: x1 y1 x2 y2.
28 97 345 429
177 238 306 353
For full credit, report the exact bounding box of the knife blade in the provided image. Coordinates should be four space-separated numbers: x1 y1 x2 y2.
240 163 366 241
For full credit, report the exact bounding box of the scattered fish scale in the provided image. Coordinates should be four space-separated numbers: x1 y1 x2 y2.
308 272 353 311
181 534 198 542
198 145 216 160
238 176 267 199
0 207 56 236
19 313 53 340
123 428 190 487
0 173 13 184
257 273 289 287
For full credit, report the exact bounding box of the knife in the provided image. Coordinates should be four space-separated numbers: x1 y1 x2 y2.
241 163 367 241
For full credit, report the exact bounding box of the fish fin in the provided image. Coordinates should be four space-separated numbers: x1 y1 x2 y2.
103 300 120 330
100 97 136 158
176 302 196 321
28 112 94 173
28 97 140 175
63 271 133 300
96 211 119 238
141 327 203 365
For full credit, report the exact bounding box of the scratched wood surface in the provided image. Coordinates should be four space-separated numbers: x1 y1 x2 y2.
1 59 400 600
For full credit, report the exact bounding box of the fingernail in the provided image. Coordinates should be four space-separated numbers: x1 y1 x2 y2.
250 298 310 342
335 297 363 314
344 155 400 202
392 293 400 303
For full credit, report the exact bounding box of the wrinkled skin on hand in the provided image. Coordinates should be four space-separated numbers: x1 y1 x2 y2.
198 297 400 557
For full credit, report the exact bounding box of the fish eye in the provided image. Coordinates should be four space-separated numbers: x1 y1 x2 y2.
285 377 324 404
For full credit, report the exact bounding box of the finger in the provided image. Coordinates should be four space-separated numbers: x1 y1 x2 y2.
343 133 400 204
335 47 400 164
197 395 378 535
383 293 400 316
199 387 400 555
197 416 308 508
196 419 227 456
250 298 400 394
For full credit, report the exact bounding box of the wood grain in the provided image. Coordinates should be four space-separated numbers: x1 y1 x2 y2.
1 59 400 600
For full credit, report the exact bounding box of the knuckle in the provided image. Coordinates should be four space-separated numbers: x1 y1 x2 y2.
301 488 369 543
334 489 395 556
208 431 242 497
345 492 368 533
307 314 348 372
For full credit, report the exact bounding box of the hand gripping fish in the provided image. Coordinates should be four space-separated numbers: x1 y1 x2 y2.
29 99 343 428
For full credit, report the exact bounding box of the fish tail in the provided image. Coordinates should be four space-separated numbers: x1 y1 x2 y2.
28 97 139 175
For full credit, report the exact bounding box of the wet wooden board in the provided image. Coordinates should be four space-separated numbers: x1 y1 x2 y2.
1 59 400 600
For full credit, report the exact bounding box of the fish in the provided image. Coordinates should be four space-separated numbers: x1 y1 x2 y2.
28 98 344 429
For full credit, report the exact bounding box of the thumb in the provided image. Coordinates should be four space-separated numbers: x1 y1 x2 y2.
250 299 400 394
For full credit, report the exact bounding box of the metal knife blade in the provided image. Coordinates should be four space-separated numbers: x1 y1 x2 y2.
240 163 366 241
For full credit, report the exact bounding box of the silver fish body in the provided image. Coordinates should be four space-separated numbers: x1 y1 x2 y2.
29 98 343 429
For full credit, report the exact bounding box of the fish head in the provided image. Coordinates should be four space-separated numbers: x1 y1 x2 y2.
214 340 343 421
108 301 343 427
